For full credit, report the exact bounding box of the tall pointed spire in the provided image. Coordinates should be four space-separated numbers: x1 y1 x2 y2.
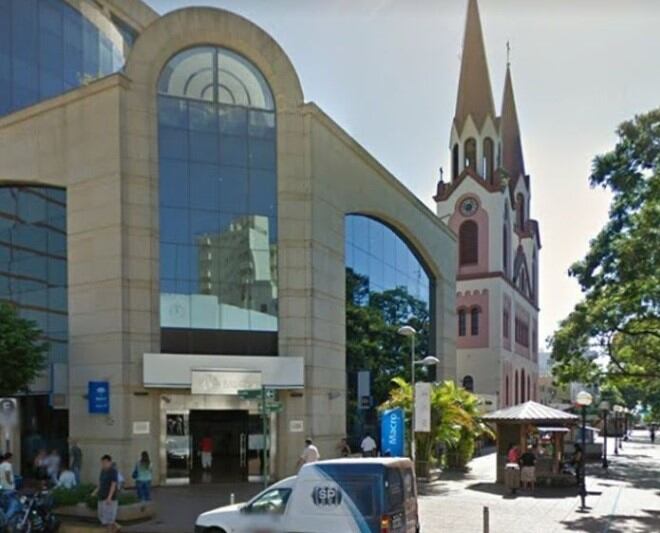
453 0 496 134
500 64 525 178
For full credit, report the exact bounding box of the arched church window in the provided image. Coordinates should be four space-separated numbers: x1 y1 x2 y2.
452 143 460 181
458 308 467 337
515 370 519 404
527 374 531 402
521 369 526 402
470 307 480 335
505 375 510 406
459 220 478 265
464 138 477 170
462 375 474 392
483 137 494 182
516 193 525 229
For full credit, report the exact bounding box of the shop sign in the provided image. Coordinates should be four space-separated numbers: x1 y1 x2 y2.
381 407 404 457
192 369 261 395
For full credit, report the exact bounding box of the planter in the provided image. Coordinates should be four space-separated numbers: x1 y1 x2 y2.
55 501 156 522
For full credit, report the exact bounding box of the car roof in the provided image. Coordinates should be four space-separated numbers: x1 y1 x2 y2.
304 458 413 468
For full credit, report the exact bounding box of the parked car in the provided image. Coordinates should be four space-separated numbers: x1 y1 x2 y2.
195 457 419 533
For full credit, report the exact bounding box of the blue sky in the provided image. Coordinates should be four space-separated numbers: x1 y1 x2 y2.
150 0 660 348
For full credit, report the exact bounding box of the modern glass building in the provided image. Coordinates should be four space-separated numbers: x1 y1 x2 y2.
345 215 432 441
0 186 68 468
0 0 127 117
0 0 457 484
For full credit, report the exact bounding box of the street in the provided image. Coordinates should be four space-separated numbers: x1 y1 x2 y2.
418 430 660 532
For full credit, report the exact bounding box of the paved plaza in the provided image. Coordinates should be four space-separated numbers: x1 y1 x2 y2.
418 430 660 532
94 430 659 532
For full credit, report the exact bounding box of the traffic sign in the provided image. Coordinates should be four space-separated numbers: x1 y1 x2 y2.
258 401 284 413
238 389 261 400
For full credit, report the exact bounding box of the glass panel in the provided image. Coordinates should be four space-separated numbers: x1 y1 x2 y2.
0 184 68 374
158 47 277 335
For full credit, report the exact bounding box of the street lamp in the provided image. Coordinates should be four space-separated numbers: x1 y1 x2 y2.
613 405 623 455
598 401 610 469
397 325 439 465
576 390 593 511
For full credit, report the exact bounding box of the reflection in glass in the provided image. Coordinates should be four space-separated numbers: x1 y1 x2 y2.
0 0 125 117
158 46 277 333
0 186 68 375
345 215 432 443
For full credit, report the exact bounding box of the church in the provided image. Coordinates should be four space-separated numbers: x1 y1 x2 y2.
435 0 541 409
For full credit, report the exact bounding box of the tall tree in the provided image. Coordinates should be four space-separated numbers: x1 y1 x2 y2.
0 302 48 395
550 109 660 407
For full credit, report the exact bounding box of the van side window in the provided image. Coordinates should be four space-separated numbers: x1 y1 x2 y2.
387 468 404 509
246 488 291 514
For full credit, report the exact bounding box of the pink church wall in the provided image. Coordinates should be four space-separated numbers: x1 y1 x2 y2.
456 289 489 349
449 194 489 276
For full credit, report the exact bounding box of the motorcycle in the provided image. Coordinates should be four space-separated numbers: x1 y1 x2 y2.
2 490 60 533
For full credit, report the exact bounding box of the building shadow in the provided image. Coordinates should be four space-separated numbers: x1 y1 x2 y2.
560 510 660 533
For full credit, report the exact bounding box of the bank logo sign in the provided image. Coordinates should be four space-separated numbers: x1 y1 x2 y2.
311 485 342 507
381 407 404 456
88 381 110 414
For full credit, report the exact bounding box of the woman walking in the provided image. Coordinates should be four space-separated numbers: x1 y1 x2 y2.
134 451 153 502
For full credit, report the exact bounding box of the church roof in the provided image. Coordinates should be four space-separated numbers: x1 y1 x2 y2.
500 65 525 179
482 401 578 423
453 0 496 134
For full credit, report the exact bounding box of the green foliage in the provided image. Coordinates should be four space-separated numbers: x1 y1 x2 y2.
380 378 493 470
51 484 96 508
0 301 48 395
550 108 660 412
345 268 431 435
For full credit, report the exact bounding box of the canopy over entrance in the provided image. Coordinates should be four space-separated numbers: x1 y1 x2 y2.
481 402 579 484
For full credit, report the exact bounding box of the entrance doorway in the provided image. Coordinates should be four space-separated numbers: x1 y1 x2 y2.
165 409 266 484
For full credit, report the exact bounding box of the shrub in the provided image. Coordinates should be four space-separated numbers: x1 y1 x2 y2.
52 484 138 509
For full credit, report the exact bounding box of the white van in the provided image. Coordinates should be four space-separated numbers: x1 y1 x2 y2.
194 457 420 533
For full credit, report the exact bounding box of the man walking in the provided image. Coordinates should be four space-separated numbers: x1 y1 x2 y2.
296 438 320 470
200 433 214 471
69 439 82 484
360 433 377 457
92 455 120 533
0 453 15 491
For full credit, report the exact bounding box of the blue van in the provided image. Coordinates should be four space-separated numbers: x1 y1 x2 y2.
195 457 420 533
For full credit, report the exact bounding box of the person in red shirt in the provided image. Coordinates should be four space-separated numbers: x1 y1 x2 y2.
200 434 213 470
507 443 521 464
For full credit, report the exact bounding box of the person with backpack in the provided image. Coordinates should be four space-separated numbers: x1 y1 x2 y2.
133 451 153 502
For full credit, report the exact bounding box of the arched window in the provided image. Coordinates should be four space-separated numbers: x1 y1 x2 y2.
516 193 525 229
462 375 474 392
503 204 510 277
470 307 480 335
452 143 460 181
532 250 538 303
464 138 477 170
515 370 519 404
483 137 494 182
458 309 467 337
527 374 531 402
505 375 510 406
459 221 478 266
158 46 277 340
521 369 526 402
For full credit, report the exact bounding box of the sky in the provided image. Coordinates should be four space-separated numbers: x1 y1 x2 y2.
151 0 660 349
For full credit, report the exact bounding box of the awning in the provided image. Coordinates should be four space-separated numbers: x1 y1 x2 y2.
143 353 304 390
481 401 579 424
537 427 570 433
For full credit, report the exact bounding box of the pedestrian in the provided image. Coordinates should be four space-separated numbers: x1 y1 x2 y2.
520 445 536 492
650 426 656 444
70 439 82 485
57 467 77 489
360 433 377 457
504 444 521 495
296 438 320 470
133 451 153 502
507 443 521 464
92 455 120 533
200 433 214 471
34 449 48 480
0 453 15 491
337 438 351 458
46 449 61 485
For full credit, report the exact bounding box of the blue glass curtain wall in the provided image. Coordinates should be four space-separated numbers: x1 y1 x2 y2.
158 47 277 333
0 186 68 368
0 0 125 117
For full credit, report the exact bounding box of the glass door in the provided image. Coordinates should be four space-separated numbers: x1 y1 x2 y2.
165 412 191 484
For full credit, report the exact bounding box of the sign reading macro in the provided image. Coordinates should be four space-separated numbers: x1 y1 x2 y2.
380 407 404 457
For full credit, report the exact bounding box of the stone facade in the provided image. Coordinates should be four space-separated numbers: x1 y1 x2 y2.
0 1 456 482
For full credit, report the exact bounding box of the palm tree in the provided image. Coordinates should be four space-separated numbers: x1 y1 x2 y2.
380 378 493 474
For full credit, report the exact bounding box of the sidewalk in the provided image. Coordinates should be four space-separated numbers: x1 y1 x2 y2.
418 429 660 532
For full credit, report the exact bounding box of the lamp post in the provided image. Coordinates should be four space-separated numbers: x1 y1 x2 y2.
599 401 610 469
397 325 439 466
613 405 623 455
576 391 593 511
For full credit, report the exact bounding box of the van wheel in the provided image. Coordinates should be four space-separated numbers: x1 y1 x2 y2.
207 529 226 533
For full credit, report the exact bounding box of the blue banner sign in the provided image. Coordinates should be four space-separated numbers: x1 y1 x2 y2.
88 381 110 414
381 407 404 457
